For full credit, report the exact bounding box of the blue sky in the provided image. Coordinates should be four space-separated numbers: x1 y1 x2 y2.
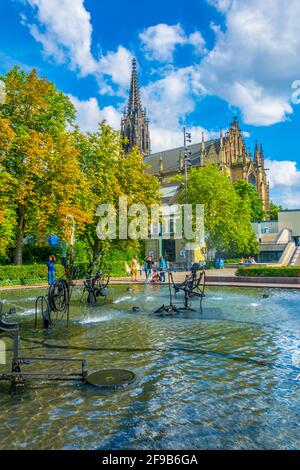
1 0 300 207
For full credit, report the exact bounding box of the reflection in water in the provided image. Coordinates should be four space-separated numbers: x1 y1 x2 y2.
0 285 299 450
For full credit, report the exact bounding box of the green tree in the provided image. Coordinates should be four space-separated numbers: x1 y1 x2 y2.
234 180 265 221
0 67 88 264
270 202 283 220
178 165 258 257
74 123 160 271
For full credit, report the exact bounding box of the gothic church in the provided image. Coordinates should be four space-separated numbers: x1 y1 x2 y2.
121 59 270 216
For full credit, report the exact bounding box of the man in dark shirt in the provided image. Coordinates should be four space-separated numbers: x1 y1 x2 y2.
144 256 153 280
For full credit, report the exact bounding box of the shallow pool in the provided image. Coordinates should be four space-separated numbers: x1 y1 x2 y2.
0 284 299 450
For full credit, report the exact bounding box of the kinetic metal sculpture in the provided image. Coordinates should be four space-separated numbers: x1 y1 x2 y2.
153 263 206 315
0 302 88 394
35 279 71 329
35 250 75 329
81 264 110 305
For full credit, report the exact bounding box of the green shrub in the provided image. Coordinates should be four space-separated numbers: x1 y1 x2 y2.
0 264 65 285
0 261 130 286
236 266 300 277
73 261 129 279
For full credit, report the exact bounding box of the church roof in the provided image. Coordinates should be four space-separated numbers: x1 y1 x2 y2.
144 138 222 174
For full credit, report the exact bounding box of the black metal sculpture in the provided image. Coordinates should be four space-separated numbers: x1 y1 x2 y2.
35 279 71 329
81 265 110 305
0 302 136 395
0 302 88 394
34 250 76 329
153 263 206 315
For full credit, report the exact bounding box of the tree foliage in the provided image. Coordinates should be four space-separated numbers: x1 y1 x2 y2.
0 67 89 264
74 123 160 270
233 180 265 221
178 165 259 256
269 202 283 220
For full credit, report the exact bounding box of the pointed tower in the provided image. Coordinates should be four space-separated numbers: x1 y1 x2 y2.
121 58 151 155
254 141 261 166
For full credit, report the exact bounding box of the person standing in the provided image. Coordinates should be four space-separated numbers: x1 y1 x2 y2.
159 255 167 282
46 255 56 285
144 256 153 281
130 255 139 282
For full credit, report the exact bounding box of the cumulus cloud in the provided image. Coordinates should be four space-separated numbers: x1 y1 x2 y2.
142 67 196 128
266 159 300 190
265 159 300 208
98 46 133 91
198 0 300 125
140 66 217 152
141 67 197 151
140 23 205 62
69 95 121 133
24 0 97 75
22 0 132 92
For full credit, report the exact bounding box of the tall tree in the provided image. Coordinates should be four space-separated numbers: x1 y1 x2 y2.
74 123 160 271
233 180 265 221
0 67 88 264
0 119 16 257
177 165 258 256
270 202 283 220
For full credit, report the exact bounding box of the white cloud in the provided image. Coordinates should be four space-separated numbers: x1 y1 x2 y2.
280 191 300 209
139 66 217 152
188 32 206 53
68 95 121 133
25 0 97 75
140 23 205 62
22 0 132 93
265 159 300 190
141 67 197 151
198 0 300 125
142 67 196 129
265 159 300 208
98 46 132 91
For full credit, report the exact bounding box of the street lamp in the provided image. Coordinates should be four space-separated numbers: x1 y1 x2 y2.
183 127 192 270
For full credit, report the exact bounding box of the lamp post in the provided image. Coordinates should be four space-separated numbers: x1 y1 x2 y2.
183 127 192 269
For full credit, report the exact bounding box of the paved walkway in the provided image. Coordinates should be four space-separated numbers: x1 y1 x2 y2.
1 268 300 290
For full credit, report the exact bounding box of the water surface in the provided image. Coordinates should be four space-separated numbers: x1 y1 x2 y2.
0 284 299 450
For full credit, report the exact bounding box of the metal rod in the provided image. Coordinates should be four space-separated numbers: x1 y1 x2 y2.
18 357 87 363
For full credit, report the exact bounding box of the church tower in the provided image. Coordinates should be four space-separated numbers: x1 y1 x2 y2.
121 58 151 155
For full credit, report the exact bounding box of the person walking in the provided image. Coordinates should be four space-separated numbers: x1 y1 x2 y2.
159 255 167 282
46 255 56 285
130 255 139 282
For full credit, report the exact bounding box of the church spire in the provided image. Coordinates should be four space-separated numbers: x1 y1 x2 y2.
121 58 151 155
128 58 142 114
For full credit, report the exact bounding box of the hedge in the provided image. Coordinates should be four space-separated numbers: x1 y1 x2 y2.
236 266 300 277
0 261 129 286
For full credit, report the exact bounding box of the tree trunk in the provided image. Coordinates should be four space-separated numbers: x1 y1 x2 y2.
14 205 25 265
87 239 103 276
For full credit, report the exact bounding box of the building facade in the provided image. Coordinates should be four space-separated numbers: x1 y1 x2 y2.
251 210 300 265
